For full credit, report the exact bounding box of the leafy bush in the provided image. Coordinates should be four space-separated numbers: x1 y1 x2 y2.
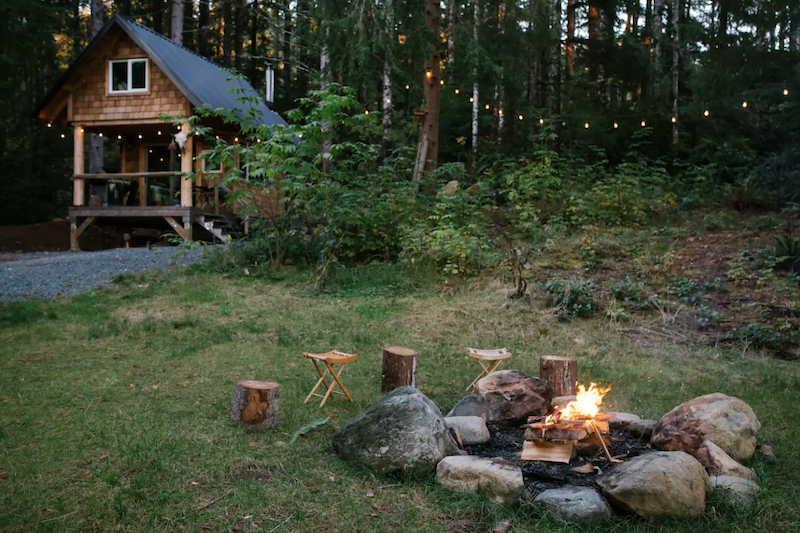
667 277 718 305
766 236 800 271
541 277 595 318
752 215 780 231
609 276 650 309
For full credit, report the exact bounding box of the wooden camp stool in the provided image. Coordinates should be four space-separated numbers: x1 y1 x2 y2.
303 350 359 407
466 347 512 390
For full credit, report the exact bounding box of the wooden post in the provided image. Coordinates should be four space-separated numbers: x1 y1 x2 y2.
540 356 578 397
73 125 85 206
180 123 193 207
381 346 419 392
230 379 280 429
138 144 147 206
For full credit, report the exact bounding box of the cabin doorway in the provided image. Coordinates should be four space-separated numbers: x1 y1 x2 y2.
146 145 175 206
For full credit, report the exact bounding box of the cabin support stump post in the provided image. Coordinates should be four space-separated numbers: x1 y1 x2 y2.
381 346 419 392
540 356 578 397
180 123 193 208
230 379 281 429
73 125 85 207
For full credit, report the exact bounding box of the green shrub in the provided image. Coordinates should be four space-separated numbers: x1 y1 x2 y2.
766 236 800 271
753 215 780 231
541 277 595 318
609 276 650 309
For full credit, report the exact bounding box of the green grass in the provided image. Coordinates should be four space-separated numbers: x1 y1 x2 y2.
1 263 800 532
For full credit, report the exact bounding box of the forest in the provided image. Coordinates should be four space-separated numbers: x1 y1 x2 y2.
2 0 799 234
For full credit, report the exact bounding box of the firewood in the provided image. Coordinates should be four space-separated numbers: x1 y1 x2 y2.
524 427 588 441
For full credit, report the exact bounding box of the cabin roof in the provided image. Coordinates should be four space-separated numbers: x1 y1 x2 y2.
35 15 286 129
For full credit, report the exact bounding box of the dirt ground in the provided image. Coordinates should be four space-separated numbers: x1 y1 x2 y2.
0 220 166 254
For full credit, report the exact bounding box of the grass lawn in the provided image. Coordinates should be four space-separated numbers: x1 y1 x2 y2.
2 232 800 532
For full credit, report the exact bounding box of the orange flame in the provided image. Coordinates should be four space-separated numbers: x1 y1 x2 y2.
560 383 612 419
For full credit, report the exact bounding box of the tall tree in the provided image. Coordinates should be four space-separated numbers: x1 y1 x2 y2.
471 0 479 177
415 0 441 178
382 0 394 154
671 0 680 147
197 0 210 57
171 0 184 45
153 0 164 34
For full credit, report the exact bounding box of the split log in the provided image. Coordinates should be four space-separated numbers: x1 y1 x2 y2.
524 427 588 441
381 346 419 392
230 379 280 429
539 356 578 397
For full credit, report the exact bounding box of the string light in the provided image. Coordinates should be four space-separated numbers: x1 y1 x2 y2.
425 71 432 78
386 98 391 103
157 130 161 136
498 109 503 115
365 110 370 115
138 134 142 139
299 133 303 138
98 133 103 137
469 97 474 102
80 128 84 133
784 88 789 96
671 116 677 123
613 122 619 129
485 104 490 110
47 123 52 128
539 118 544 124
454 89 459 94
61 133 65 138
149 149 153 153
742 101 748 108
117 135 122 140
440 80 444 85
584 122 589 129
257 138 261 143
703 110 710 117
640 120 646 127
405 84 410 90
518 114 523 120
234 137 239 142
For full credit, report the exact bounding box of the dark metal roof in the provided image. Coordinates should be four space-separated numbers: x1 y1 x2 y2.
35 15 286 129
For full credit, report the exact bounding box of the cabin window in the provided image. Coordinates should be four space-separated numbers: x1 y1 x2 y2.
108 59 148 94
199 151 222 173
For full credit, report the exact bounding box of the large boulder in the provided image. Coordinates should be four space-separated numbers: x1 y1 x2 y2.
596 451 712 518
445 416 491 445
533 486 612 523
608 412 641 430
473 371 552 426
436 456 523 503
446 395 488 419
696 440 757 482
332 387 460 475
626 419 657 440
650 393 760 461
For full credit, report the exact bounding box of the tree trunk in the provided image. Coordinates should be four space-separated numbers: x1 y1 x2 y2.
223 0 233 67
153 0 164 34
171 0 184 45
381 346 419 392
539 356 577 397
549 0 561 115
420 0 441 174
652 0 665 98
198 0 210 57
182 0 195 50
447 0 456 68
249 0 260 87
282 0 292 105
565 0 575 78
230 379 280 429
234 0 246 72
470 0 479 178
296 0 310 97
671 0 680 147
382 0 394 155
88 0 104 175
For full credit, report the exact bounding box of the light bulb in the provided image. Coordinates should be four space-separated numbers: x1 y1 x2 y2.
61 133 65 138
47 123 52 128
485 104 490 110
157 130 161 135
234 137 239 142
365 110 369 115
584 123 589 129
425 71 432 78
641 120 646 127
539 118 544 124
498 109 503 115
742 101 748 108
703 110 709 117
405 84 409 90
440 80 444 85
98 133 103 137
117 135 122 140
784 88 789 96
613 122 619 129
518 115 523 120
138 134 142 139
469 97 474 103
671 116 677 123
454 89 459 94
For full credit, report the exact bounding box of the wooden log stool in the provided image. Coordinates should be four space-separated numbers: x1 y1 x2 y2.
466 347 512 390
303 350 359 407
230 379 281 429
539 356 578 397
381 346 419 392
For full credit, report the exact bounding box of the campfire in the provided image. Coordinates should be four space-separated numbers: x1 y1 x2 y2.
522 383 621 464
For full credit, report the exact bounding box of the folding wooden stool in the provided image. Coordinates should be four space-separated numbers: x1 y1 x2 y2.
303 350 359 407
466 347 512 390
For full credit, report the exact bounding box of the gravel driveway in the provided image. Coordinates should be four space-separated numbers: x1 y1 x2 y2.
0 246 213 302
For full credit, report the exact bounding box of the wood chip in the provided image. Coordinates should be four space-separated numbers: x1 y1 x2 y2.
570 463 594 474
493 519 511 533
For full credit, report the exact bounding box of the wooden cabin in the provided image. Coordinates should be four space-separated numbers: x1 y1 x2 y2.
35 15 286 250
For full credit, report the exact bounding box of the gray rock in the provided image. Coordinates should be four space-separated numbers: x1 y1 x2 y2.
445 416 490 445
533 486 612 523
697 440 757 481
446 395 488 419
473 370 552 427
597 451 711 518
435 456 523 503
332 387 459 475
551 395 576 411
756 444 777 464
626 419 657 440
650 393 760 461
710 475 758 507
608 412 641 429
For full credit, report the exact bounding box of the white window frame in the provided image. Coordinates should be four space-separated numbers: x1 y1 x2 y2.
108 58 149 94
199 151 222 174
